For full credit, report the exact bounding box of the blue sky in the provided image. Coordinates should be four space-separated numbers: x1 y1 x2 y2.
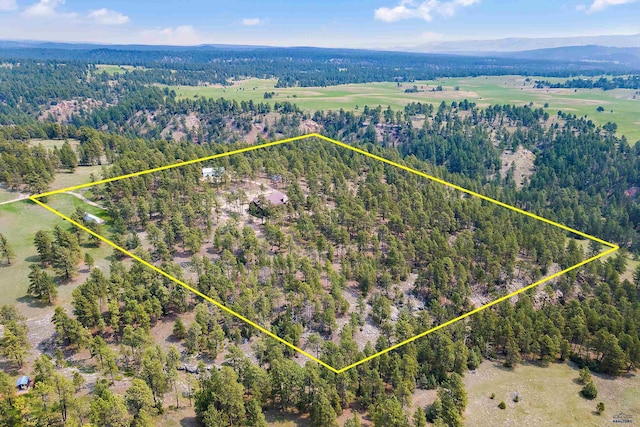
0 0 638 47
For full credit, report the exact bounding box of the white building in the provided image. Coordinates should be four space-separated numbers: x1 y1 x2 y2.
83 212 104 225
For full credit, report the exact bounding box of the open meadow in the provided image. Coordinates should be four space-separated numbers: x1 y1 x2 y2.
95 64 147 75
464 360 640 427
165 75 640 143
0 194 111 309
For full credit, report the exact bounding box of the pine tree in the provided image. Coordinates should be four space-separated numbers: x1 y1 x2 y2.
504 336 521 368
72 371 85 393
579 367 592 384
125 379 155 420
59 141 78 171
84 252 95 270
0 320 29 368
173 318 187 340
581 381 598 399
344 414 363 427
0 233 15 265
413 407 427 427
28 264 57 304
34 230 53 265
310 391 338 427
245 398 268 427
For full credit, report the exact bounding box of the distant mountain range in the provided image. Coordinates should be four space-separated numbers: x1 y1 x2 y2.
494 45 640 67
1 35 640 68
408 34 640 53
0 40 270 51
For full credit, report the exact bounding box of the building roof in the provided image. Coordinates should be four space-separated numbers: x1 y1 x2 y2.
16 376 29 387
263 190 288 206
202 166 225 177
83 212 104 224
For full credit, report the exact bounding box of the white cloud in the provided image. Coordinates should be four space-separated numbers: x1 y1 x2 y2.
589 0 637 11
88 8 129 25
0 0 17 11
375 0 480 22
138 25 203 45
22 0 67 17
242 18 261 26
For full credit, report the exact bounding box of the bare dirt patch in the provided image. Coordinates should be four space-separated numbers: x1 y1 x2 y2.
499 147 535 189
38 99 104 123
299 119 322 134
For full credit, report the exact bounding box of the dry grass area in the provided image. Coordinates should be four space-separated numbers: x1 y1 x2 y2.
38 99 104 122
464 360 640 426
499 147 535 189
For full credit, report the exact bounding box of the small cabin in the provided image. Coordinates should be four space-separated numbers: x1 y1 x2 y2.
252 190 288 207
16 375 30 391
83 213 104 225
249 190 288 218
202 166 226 181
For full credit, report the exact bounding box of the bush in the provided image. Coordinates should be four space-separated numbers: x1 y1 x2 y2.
596 402 605 414
498 401 506 410
490 393 495 400
579 367 592 384
581 382 598 399
513 394 520 403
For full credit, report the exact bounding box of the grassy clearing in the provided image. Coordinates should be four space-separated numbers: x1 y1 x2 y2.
464 360 640 426
0 153 111 315
26 138 107 191
95 64 146 75
28 138 80 151
0 186 25 204
51 165 105 192
0 194 111 310
165 75 640 143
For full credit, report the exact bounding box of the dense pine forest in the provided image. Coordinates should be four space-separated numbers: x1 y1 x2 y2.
0 51 639 427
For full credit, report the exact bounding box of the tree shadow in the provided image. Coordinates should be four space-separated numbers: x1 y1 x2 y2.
24 255 40 263
179 416 198 427
0 359 20 375
264 410 309 427
619 371 637 379
16 295 50 309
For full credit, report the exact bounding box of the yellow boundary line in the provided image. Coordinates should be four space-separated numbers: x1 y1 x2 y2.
30 133 619 374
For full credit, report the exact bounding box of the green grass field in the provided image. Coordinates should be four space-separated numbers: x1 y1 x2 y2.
27 139 106 190
164 75 640 143
0 194 111 308
95 64 147 75
51 165 105 191
28 138 80 150
464 360 640 426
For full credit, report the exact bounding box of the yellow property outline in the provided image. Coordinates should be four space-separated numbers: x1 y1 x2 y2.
30 133 619 374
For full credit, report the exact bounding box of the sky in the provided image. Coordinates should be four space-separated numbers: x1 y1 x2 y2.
0 0 638 48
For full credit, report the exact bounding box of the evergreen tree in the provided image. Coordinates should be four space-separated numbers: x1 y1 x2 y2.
310 391 338 427
0 233 15 265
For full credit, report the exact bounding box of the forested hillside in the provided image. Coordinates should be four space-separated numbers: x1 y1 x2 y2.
0 54 639 427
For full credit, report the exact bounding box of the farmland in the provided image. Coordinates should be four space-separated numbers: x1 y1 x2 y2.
165 75 640 143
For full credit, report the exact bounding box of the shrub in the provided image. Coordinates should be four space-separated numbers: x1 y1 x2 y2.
513 394 520 403
579 367 592 384
498 401 506 410
581 381 598 400
490 393 495 400
596 402 605 414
